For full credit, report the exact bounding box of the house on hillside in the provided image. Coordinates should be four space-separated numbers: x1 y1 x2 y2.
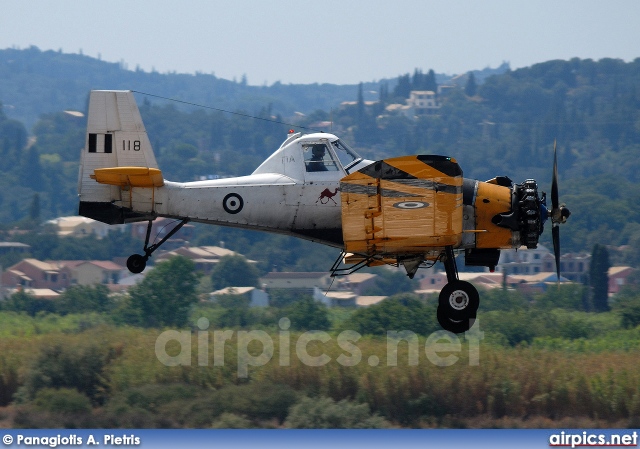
5 288 60 300
338 273 377 295
356 296 387 307
546 252 591 283
384 90 441 119
0 242 30 256
318 291 357 308
1 259 71 290
418 269 571 295
609 266 635 295
210 286 269 308
259 272 332 295
60 260 125 285
497 245 550 275
46 216 113 238
407 91 440 115
508 272 572 295
498 245 590 283
155 245 248 274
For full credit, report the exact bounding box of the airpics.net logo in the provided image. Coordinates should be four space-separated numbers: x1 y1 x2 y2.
549 431 638 448
155 317 484 377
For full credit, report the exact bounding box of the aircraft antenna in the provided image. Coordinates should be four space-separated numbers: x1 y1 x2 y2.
131 90 323 132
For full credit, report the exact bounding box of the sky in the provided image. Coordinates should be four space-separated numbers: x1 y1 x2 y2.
1 0 638 85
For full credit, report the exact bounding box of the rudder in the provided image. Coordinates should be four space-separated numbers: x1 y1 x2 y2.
78 90 161 224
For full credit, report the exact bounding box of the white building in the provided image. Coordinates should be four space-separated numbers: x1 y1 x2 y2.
211 286 269 307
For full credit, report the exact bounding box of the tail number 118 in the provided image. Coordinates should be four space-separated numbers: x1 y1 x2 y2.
123 140 141 151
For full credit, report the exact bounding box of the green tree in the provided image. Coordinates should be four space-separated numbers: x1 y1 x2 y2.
214 292 256 328
211 255 260 290
283 296 331 331
619 297 640 329
425 68 438 92
126 256 199 327
1 290 55 316
28 193 41 222
20 147 44 191
465 72 477 97
589 244 611 312
344 294 437 336
356 82 365 123
55 284 113 315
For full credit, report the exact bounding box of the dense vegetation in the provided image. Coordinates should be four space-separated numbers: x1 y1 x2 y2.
0 256 638 428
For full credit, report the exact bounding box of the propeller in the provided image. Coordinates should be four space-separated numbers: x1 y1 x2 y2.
549 140 571 280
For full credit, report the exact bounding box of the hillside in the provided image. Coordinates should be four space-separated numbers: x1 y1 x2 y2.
0 50 639 261
0 47 510 131
0 47 378 130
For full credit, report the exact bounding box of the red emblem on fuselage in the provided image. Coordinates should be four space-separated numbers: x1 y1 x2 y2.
316 188 339 205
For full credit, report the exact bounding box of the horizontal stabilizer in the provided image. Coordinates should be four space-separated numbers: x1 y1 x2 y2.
90 167 164 187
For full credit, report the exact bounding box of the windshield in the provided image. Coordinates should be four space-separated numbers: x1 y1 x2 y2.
331 139 361 170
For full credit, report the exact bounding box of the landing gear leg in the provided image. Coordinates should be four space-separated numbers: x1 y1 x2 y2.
126 218 189 274
436 246 479 333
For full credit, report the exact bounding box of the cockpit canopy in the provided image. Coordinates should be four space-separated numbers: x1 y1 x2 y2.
252 132 367 180
302 139 361 173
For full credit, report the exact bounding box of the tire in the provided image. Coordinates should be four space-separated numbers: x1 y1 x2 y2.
127 254 147 274
438 280 479 321
437 305 476 334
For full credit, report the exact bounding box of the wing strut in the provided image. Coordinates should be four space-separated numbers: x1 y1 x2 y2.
329 251 376 277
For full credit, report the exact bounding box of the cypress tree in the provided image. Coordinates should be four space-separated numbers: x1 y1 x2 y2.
465 72 477 97
589 244 610 312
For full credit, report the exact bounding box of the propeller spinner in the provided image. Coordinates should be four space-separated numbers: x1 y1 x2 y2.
549 140 571 280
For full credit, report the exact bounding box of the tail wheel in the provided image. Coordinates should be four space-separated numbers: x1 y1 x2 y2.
438 280 479 321
127 254 147 274
437 306 476 334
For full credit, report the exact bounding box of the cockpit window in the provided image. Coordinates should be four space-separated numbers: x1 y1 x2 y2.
303 144 339 172
331 140 361 170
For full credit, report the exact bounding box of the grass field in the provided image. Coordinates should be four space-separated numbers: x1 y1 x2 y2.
0 310 639 428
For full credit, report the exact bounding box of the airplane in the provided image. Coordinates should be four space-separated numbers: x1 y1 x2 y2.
78 90 571 333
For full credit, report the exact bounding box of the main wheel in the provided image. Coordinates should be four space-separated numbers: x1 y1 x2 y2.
437 305 476 334
127 254 147 274
438 280 479 321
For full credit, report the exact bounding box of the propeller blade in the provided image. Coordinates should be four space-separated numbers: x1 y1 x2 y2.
552 224 561 281
551 139 559 211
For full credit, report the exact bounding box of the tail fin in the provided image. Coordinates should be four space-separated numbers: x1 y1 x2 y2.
78 90 162 224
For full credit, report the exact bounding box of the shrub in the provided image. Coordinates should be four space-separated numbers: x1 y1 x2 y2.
343 294 438 336
285 396 389 428
32 387 92 414
283 297 331 331
17 342 116 405
1 290 55 316
210 412 253 429
55 284 113 315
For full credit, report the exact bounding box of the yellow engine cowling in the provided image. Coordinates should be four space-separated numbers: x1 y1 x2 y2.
474 180 516 249
463 176 544 255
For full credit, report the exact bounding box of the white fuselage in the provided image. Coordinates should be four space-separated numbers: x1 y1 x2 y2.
128 133 371 246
